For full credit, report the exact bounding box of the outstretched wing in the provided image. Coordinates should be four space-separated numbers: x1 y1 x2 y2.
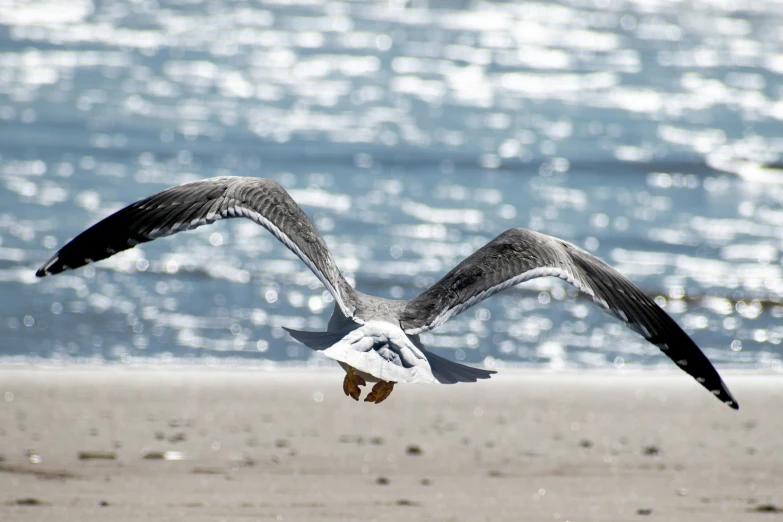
36 176 359 318
399 228 738 409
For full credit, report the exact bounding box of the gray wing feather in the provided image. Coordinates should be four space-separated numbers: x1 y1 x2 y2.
36 176 359 318
399 228 738 409
422 349 496 384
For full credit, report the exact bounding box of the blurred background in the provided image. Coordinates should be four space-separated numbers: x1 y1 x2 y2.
1 0 782 373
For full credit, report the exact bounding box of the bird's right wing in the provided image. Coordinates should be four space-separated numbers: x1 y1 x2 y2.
399 228 737 409
36 176 359 319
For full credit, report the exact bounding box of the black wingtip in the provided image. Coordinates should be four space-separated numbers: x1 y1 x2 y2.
723 389 739 410
36 255 61 277
35 262 55 277
715 381 739 410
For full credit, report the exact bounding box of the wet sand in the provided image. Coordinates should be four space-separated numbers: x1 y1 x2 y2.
0 367 781 521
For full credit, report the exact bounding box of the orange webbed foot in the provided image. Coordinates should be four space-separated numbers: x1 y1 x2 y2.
364 381 395 404
342 366 366 401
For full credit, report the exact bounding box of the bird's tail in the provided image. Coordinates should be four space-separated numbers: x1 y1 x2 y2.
284 326 496 385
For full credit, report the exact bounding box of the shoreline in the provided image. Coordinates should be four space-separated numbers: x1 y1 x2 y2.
0 359 780 374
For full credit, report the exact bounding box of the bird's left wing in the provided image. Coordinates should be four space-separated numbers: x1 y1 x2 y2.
36 176 359 318
399 228 737 409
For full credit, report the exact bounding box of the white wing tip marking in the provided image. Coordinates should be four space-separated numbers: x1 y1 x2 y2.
42 256 59 273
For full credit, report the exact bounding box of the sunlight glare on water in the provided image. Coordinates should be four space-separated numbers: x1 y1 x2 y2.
1 0 782 372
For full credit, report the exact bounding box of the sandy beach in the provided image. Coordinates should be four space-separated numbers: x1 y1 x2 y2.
0 367 781 521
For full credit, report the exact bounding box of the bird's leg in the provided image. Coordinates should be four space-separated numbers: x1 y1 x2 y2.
342 366 366 401
364 381 395 404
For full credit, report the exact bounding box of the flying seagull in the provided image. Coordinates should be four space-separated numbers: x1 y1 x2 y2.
36 176 738 409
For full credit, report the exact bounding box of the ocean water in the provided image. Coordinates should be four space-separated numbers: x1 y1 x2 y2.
1 0 783 373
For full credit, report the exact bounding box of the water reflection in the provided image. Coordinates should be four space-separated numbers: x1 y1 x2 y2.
0 0 782 371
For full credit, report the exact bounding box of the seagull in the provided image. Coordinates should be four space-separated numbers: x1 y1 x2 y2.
36 176 738 408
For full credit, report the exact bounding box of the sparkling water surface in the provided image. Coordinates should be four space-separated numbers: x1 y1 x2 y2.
2 0 783 372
